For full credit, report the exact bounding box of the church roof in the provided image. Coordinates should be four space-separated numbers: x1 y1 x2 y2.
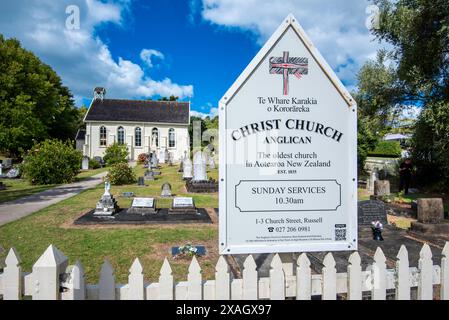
84 99 190 124
75 128 86 140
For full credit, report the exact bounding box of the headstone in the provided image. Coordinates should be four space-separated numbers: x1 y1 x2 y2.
374 180 390 196
93 156 105 167
0 181 6 191
164 149 170 164
6 168 20 179
0 163 3 176
417 198 444 224
150 152 158 169
94 182 119 217
159 149 166 163
193 151 208 181
170 197 197 214
357 200 388 227
366 169 378 192
82 156 89 170
178 159 184 173
209 156 216 169
182 157 193 179
144 169 155 181
161 182 172 198
137 176 145 186
122 192 134 198
127 197 157 214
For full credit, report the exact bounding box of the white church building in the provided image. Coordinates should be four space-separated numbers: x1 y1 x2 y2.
81 88 190 162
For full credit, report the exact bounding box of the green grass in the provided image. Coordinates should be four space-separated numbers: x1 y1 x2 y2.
0 167 108 204
0 163 219 283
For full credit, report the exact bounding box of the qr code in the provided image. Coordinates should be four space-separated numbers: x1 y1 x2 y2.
335 224 346 241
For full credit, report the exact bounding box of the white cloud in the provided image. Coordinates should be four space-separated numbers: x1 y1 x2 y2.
191 106 219 118
199 0 385 87
0 0 193 103
140 49 165 68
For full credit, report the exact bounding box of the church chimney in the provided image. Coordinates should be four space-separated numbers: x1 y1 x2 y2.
94 87 106 101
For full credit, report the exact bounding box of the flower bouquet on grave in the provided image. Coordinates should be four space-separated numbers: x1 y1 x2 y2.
174 243 199 259
371 220 384 241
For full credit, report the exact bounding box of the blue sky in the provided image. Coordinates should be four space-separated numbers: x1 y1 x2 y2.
0 0 385 118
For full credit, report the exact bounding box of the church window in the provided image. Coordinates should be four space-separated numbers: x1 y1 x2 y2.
117 126 125 144
169 128 176 148
135 127 142 147
100 126 107 146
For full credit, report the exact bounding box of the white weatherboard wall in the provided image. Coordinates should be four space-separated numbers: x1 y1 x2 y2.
85 122 189 161
219 14 357 254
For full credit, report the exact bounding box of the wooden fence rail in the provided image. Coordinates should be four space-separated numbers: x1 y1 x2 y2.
0 242 448 300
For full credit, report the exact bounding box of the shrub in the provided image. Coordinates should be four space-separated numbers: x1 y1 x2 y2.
21 139 82 185
103 142 128 166
137 153 148 164
89 158 101 169
368 141 402 157
106 163 136 185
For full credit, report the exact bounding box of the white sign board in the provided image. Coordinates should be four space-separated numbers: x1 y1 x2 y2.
132 197 154 208
219 14 357 255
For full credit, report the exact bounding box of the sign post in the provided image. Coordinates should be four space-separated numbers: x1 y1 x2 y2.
219 14 357 255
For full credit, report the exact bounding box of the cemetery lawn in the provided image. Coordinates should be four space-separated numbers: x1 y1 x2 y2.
0 167 108 204
0 164 219 283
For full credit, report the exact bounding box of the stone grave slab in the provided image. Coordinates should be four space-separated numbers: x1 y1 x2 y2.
169 197 197 214
127 197 157 214
358 200 388 227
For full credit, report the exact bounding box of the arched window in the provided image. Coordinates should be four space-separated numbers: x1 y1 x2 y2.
169 128 175 148
117 126 125 144
100 126 107 146
151 128 159 147
135 127 142 147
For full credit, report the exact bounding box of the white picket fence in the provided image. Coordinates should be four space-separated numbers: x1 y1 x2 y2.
0 242 448 300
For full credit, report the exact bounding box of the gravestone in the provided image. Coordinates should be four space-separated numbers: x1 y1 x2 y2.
0 163 3 176
374 180 390 196
417 198 444 224
410 198 449 235
82 156 89 170
127 197 157 214
6 168 20 179
169 197 197 214
193 151 208 181
161 182 172 197
94 182 119 217
366 169 378 192
144 169 155 181
137 176 145 186
150 152 159 169
93 156 105 167
182 157 193 180
0 181 5 190
159 149 166 163
178 159 184 173
164 149 170 164
209 156 216 170
357 200 388 227
122 191 134 198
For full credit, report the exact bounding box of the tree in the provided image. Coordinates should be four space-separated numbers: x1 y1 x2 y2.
369 0 449 188
21 139 82 185
0 35 79 158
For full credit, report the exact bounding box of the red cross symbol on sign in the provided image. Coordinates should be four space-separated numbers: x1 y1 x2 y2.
269 51 308 95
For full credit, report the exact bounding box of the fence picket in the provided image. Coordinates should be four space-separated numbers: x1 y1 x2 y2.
128 258 145 300
395 245 410 300
215 256 230 300
441 242 449 300
322 253 336 300
3 248 22 300
347 251 362 300
418 243 433 300
372 247 387 300
159 258 174 300
296 253 311 300
99 259 115 300
242 255 258 300
187 256 202 300
269 254 285 300
2 242 447 300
